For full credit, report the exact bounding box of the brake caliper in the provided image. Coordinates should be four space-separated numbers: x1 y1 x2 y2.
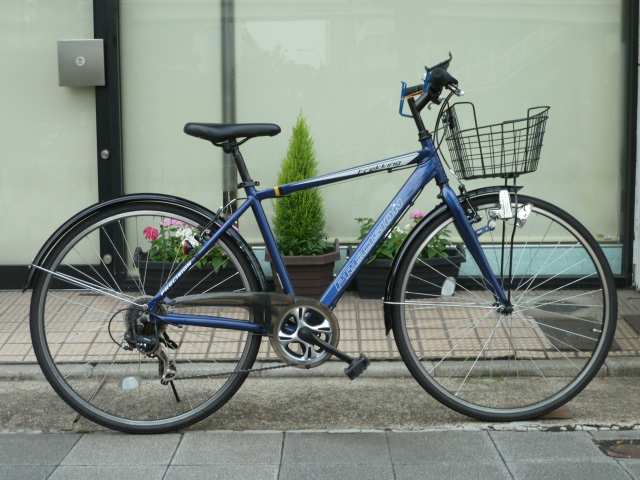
474 190 531 236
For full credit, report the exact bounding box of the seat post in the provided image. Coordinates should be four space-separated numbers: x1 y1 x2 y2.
223 142 256 188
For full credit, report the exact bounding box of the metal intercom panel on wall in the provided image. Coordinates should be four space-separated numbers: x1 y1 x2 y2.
57 39 105 87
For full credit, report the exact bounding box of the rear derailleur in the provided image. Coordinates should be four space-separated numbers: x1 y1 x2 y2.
120 299 180 387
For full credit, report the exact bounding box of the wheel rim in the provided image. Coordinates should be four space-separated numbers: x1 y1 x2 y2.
32 205 260 430
396 196 614 417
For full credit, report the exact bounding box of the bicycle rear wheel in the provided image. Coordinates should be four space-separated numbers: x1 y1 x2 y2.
30 199 263 433
391 193 617 421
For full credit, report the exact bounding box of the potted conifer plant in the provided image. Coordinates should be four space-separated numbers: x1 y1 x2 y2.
267 113 340 299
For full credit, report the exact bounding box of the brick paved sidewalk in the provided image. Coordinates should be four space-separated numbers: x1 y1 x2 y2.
1 289 639 364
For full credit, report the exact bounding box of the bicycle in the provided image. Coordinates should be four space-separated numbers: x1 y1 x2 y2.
25 55 617 434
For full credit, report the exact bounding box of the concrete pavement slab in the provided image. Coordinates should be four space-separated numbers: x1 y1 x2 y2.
164 465 279 480
279 463 396 480
0 430 639 480
0 433 79 465
591 430 640 440
172 431 283 465
0 465 56 480
281 432 390 465
387 431 513 480
280 432 395 480
0 433 79 480
506 461 632 480
393 462 512 480
489 431 607 462
60 433 180 466
387 431 502 464
490 431 633 480
622 462 640 479
48 466 167 480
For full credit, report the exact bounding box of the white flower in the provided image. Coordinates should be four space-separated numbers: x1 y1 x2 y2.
176 226 200 247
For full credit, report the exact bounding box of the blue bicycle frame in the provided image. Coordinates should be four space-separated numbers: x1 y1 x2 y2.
149 136 509 332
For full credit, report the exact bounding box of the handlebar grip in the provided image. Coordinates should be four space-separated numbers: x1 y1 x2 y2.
420 68 459 108
428 68 451 90
404 84 424 96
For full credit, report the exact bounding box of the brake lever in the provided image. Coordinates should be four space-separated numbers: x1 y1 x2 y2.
447 84 465 96
427 85 465 111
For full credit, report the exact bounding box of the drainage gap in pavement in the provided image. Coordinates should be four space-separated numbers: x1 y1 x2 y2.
595 440 640 459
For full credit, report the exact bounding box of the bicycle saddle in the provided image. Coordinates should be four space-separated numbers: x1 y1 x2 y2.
184 123 281 143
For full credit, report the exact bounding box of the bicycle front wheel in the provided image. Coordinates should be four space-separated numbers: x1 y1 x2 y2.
30 199 263 433
391 193 617 421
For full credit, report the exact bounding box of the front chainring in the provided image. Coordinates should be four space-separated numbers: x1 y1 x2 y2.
270 302 340 368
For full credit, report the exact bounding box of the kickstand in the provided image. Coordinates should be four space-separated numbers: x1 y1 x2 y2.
169 381 181 403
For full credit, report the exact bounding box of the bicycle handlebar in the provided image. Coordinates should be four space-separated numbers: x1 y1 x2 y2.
427 68 457 97
399 54 463 119
404 83 425 97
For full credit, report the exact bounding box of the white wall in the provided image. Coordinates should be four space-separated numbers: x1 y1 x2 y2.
1 0 631 272
233 0 626 247
118 1 627 249
0 1 98 265
120 1 225 203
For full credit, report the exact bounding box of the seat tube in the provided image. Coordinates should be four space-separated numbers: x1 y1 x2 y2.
439 183 509 305
227 142 296 295
244 188 296 295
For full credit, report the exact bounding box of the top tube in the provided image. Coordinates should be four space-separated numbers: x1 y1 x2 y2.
255 151 427 201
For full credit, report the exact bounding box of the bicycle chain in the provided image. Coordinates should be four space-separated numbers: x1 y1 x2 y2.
172 362 292 381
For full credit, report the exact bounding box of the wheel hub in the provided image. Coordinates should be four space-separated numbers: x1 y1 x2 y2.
122 296 168 354
498 303 514 315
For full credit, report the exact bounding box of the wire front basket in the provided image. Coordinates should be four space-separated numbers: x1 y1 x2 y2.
443 103 549 180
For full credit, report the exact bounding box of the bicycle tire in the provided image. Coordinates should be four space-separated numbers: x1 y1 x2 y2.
30 199 263 433
391 193 617 421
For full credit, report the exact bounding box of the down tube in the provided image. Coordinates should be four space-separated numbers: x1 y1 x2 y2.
322 162 439 308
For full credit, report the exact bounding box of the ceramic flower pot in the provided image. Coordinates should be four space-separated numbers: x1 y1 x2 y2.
266 239 341 300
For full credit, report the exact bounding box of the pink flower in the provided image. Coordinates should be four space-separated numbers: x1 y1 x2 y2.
143 227 159 241
162 218 187 228
410 210 427 220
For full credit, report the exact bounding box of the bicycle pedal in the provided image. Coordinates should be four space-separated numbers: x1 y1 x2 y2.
344 353 371 380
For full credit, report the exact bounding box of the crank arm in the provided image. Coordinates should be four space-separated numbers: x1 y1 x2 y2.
298 328 370 380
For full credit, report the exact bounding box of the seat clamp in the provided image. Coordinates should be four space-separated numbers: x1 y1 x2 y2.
238 181 260 189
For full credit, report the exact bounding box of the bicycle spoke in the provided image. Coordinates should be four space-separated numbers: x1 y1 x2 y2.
31 203 262 433
393 194 615 420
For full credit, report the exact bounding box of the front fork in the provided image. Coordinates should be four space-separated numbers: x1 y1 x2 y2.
440 184 516 309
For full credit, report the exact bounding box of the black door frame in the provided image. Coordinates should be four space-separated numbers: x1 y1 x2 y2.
94 0 124 204
93 0 126 284
622 0 639 286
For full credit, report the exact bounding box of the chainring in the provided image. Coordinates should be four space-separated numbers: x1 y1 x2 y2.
270 302 340 368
